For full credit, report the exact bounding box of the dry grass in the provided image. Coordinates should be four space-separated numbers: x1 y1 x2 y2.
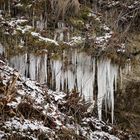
49 0 80 21
58 91 88 122
0 73 18 117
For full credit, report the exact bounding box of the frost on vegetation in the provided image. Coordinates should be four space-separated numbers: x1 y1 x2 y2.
102 24 111 31
4 117 49 133
95 32 113 45
117 43 126 53
108 1 120 7
67 36 85 46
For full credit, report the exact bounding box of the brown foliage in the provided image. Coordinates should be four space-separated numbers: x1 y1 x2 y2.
48 0 80 21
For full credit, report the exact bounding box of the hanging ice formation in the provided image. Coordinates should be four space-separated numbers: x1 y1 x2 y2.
0 43 5 55
9 53 48 83
97 59 118 123
9 50 118 123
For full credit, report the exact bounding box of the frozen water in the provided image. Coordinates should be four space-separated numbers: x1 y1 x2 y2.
9 49 118 122
97 59 118 123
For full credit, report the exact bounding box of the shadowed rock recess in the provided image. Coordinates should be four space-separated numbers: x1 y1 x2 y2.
0 0 140 139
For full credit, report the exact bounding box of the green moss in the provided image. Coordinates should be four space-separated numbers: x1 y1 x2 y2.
79 6 91 20
69 17 84 29
51 53 61 60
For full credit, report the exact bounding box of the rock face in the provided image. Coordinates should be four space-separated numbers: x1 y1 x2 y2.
115 82 140 139
115 55 140 139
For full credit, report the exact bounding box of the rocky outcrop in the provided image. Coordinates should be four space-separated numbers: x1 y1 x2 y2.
115 57 140 139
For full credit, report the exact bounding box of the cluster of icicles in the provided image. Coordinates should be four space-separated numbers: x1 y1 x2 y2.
9 49 118 123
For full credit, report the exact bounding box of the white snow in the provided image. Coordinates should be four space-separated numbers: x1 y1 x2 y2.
4 117 50 132
52 91 66 101
0 131 7 139
15 3 23 7
9 19 28 27
93 131 119 140
67 36 85 46
96 32 112 45
31 32 59 46
7 96 22 108
17 25 32 34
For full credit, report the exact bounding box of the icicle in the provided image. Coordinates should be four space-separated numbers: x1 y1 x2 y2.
81 54 95 102
9 54 27 77
119 67 123 90
8 0 11 15
36 15 44 31
25 53 29 78
44 54 48 83
39 55 48 83
97 59 118 123
29 54 36 80
0 43 5 55
97 60 107 121
53 60 62 91
36 55 41 81
76 52 84 94
67 68 75 92
59 32 64 41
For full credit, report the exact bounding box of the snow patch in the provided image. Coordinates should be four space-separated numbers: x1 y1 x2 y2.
31 32 59 46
